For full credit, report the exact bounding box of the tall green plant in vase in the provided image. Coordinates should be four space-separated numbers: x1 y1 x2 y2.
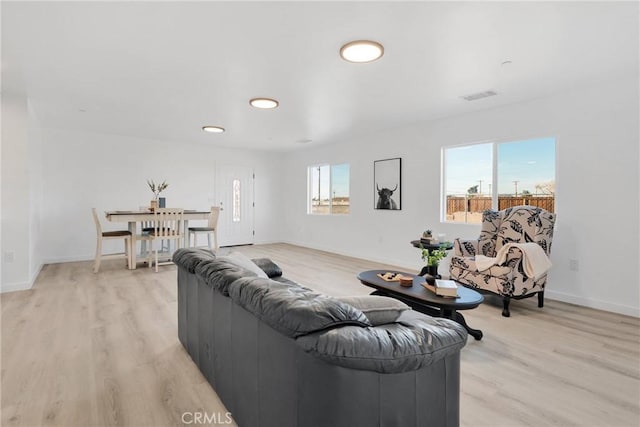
419 243 448 277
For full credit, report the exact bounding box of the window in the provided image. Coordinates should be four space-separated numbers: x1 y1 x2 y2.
443 137 556 223
307 163 350 215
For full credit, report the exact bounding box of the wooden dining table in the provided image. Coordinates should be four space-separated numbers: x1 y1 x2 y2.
105 210 210 269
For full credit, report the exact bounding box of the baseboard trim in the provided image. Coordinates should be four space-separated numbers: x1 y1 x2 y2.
281 239 416 272
1 281 32 293
1 262 44 293
545 290 639 318
43 255 93 264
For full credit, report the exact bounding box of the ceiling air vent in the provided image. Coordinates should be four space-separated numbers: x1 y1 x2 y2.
461 90 498 101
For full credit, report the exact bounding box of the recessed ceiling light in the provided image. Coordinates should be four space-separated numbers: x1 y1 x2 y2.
202 126 225 133
250 98 279 109
340 40 384 63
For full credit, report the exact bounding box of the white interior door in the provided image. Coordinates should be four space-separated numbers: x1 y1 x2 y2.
216 165 254 247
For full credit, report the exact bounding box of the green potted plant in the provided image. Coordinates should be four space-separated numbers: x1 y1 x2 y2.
420 244 448 277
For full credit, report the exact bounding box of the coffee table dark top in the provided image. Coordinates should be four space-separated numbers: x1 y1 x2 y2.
357 269 484 310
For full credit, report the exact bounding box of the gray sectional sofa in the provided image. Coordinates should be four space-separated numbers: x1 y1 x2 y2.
173 248 468 427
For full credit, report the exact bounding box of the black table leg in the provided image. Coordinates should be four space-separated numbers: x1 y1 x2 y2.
417 265 441 279
453 311 483 341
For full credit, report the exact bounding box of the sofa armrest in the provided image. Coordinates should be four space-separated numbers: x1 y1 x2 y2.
296 310 467 374
454 238 479 256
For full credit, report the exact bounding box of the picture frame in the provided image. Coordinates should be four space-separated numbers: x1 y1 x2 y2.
374 157 401 210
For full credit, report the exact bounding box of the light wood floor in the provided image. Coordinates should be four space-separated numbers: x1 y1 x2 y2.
2 243 639 427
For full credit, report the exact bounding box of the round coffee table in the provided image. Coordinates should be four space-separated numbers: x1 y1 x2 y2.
357 269 484 340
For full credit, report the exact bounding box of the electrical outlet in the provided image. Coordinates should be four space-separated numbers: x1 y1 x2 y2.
569 259 579 271
4 251 15 263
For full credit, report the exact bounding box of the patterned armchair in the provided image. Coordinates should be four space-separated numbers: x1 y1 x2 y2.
449 206 556 317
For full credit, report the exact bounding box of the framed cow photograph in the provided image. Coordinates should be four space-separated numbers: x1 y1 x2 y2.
374 157 401 210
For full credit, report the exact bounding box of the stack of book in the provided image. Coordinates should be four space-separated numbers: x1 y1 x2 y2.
422 279 459 298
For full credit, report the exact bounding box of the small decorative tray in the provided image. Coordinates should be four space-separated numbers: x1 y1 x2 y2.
377 272 400 281
377 272 414 286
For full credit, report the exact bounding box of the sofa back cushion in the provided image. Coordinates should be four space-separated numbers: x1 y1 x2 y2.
173 248 217 273
228 277 371 338
195 259 257 295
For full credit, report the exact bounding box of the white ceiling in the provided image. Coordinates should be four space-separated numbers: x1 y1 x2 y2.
2 1 638 151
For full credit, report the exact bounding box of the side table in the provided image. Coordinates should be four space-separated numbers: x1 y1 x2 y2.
410 240 453 277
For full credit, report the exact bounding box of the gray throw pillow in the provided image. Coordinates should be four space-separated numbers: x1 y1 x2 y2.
337 295 411 325
218 252 269 279
251 258 283 278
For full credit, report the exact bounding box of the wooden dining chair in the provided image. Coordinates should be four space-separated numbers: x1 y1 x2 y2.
189 206 220 253
137 206 155 260
92 208 132 273
147 208 184 272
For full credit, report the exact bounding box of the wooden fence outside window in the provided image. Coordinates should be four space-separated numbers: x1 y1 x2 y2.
446 196 555 215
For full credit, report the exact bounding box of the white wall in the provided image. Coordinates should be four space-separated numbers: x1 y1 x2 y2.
282 76 640 317
6 77 638 317
1 93 29 289
40 128 284 263
1 93 44 291
28 100 44 282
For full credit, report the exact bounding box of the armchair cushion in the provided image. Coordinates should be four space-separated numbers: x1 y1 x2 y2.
450 256 512 279
449 264 514 296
